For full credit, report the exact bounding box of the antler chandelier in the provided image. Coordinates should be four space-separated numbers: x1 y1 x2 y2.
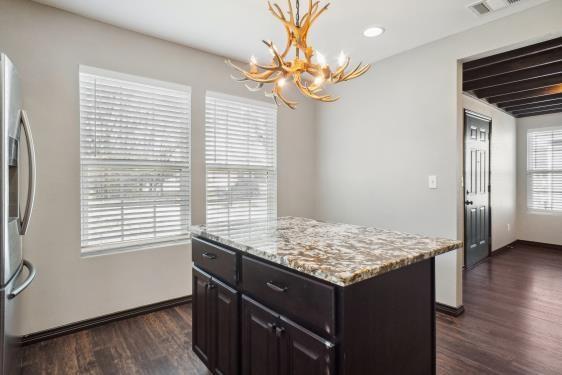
226 0 371 109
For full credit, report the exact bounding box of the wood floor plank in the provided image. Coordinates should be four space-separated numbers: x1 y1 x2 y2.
22 244 562 374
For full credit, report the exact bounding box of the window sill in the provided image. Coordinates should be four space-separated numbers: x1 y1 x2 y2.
81 237 191 258
526 210 562 217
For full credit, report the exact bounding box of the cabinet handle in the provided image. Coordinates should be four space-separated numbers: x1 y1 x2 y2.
266 281 288 293
202 252 217 260
267 323 276 331
208 282 216 290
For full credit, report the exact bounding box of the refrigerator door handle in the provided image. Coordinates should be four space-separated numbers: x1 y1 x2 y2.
8 260 36 300
18 110 36 236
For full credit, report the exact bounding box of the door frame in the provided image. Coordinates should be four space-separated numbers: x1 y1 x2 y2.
463 109 492 269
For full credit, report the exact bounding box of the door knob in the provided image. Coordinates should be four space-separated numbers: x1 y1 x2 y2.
465 200 473 205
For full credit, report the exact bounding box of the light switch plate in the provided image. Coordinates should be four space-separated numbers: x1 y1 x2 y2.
428 175 438 189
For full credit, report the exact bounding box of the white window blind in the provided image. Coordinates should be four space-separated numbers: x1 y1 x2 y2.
205 91 277 232
79 66 191 254
527 127 562 212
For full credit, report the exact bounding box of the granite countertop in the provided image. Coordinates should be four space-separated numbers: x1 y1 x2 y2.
191 217 463 287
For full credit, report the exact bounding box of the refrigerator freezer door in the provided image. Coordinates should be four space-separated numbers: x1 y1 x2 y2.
1 54 24 286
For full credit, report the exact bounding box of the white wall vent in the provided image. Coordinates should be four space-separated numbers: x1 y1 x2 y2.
468 0 524 16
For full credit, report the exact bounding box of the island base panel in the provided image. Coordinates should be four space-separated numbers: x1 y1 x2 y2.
337 258 436 375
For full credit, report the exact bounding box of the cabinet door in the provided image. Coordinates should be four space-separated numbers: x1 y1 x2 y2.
241 296 280 375
279 317 335 375
193 267 213 367
213 278 239 375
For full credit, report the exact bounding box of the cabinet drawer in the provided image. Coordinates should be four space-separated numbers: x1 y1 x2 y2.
193 237 238 286
241 256 335 337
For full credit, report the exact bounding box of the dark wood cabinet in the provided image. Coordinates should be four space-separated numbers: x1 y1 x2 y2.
193 266 239 375
214 279 239 375
192 237 437 375
241 296 335 375
241 296 280 375
193 267 213 367
280 316 335 375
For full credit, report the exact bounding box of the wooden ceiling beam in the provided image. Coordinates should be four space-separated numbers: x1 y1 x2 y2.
503 98 562 112
512 104 562 115
515 107 562 118
464 47 562 82
463 61 562 91
489 84 562 105
464 36 562 71
497 92 562 108
474 73 562 99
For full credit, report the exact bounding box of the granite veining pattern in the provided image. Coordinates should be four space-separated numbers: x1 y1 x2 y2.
191 217 462 286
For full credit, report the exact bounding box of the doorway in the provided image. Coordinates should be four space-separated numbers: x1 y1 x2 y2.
464 110 492 268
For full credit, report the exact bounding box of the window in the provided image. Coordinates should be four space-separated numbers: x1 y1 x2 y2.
205 91 277 232
79 66 191 254
527 127 562 213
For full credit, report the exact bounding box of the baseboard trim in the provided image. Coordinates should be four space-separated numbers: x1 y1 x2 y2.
21 295 192 346
515 240 562 251
436 302 465 317
491 241 518 257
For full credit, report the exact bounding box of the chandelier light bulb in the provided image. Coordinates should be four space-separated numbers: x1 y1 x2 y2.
314 75 325 85
338 51 347 67
250 55 258 65
316 52 327 66
277 77 287 87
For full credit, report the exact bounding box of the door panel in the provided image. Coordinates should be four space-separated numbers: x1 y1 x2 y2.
464 111 491 267
193 267 213 367
213 278 239 375
279 317 335 375
242 296 279 375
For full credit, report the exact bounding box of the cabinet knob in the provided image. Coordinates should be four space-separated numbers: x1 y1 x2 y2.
275 326 285 337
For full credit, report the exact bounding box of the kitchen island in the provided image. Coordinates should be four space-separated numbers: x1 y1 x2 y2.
191 217 462 375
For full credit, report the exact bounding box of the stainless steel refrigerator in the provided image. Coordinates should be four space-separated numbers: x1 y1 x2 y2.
0 53 37 375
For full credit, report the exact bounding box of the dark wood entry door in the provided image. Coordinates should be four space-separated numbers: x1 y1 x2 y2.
464 111 491 268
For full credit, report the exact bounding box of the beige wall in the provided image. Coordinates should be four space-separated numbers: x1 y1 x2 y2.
463 95 517 251
0 0 317 334
315 1 562 308
516 112 562 246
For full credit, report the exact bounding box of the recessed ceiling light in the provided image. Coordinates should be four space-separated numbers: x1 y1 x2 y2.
363 26 385 38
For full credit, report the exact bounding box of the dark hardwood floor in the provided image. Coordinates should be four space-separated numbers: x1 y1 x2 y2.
22 304 209 375
23 243 562 374
437 243 562 374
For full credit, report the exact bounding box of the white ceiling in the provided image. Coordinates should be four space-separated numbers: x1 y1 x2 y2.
33 0 549 64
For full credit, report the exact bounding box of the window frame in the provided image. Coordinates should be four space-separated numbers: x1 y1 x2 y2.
526 125 562 215
79 65 192 256
204 91 278 231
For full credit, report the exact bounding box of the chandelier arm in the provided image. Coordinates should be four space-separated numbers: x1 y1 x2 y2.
294 73 336 101
268 2 291 28
263 40 287 70
245 71 283 83
227 60 283 83
287 0 294 24
299 1 320 33
245 82 264 92
273 85 298 109
227 59 281 78
330 57 351 81
338 63 371 82
307 3 329 30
